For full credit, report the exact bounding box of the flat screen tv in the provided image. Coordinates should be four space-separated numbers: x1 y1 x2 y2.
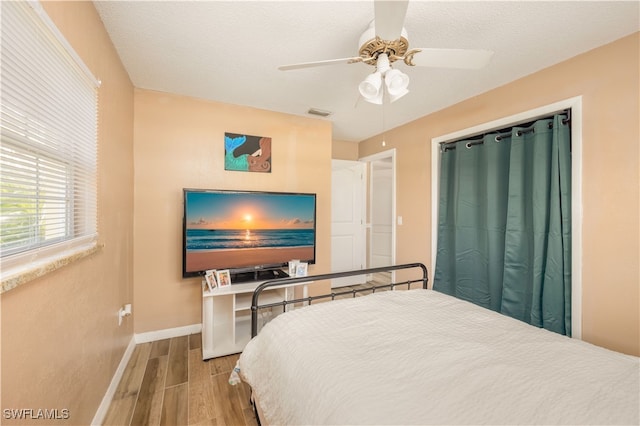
182 189 316 280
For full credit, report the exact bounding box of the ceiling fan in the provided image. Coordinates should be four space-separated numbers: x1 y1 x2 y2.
278 0 493 104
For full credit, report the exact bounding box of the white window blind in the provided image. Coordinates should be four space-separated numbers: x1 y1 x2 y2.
0 1 99 281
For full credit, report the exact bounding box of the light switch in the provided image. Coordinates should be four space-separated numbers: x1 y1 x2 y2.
397 216 403 225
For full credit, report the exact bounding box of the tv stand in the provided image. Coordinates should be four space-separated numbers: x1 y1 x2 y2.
201 277 308 359
231 268 289 284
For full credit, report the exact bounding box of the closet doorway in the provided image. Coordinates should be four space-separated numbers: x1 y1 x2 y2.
430 98 583 338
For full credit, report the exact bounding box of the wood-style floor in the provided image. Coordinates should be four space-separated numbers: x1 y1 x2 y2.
103 334 257 426
104 274 394 425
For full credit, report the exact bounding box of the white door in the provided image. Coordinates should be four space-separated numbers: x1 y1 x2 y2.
360 149 396 283
331 160 366 287
370 158 393 267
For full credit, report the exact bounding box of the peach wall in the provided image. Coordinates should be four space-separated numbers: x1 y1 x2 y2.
0 7 635 426
133 90 332 333
332 140 359 160
359 33 639 356
1 1 134 424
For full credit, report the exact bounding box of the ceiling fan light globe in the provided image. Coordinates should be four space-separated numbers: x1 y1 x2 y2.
389 87 409 103
385 69 410 95
358 72 383 100
358 82 378 98
364 90 384 105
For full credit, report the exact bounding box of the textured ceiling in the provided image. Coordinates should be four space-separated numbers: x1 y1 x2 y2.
93 1 639 142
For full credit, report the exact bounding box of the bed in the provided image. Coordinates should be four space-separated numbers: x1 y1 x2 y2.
235 263 640 425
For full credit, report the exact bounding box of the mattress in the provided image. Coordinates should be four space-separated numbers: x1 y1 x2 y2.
238 289 639 425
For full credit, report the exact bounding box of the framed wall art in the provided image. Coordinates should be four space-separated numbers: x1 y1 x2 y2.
224 132 272 172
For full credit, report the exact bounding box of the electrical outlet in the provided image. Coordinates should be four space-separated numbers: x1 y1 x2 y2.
118 303 132 326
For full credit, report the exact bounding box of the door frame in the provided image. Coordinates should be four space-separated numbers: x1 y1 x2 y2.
430 97 583 339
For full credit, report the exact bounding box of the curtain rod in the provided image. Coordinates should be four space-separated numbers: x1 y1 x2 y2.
441 110 571 152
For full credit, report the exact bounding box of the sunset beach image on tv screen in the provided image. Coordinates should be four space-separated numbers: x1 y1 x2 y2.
184 190 316 274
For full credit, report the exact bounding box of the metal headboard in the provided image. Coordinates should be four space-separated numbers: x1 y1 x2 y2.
251 262 428 337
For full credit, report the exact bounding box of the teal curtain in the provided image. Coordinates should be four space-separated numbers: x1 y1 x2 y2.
433 114 572 335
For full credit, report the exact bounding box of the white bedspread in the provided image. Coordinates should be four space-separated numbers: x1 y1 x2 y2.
239 289 639 425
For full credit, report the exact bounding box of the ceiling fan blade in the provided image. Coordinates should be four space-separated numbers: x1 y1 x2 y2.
409 48 494 69
374 0 409 41
278 56 364 71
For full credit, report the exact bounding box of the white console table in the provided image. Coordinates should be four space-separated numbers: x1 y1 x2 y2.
201 279 308 360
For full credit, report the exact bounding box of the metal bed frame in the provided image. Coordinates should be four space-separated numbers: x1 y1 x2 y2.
250 262 428 337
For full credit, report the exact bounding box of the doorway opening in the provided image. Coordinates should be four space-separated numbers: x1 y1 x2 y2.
331 149 397 288
360 148 397 284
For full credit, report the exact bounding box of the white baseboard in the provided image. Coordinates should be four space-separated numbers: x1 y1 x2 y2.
134 323 202 344
91 336 136 426
91 323 201 425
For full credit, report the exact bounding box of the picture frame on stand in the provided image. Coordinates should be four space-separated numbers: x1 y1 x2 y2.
204 269 217 292
288 259 300 277
295 262 308 277
216 269 232 287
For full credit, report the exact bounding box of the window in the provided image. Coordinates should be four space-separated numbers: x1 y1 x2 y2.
0 1 99 286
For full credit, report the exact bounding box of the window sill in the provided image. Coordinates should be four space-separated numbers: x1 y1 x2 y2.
1 243 103 294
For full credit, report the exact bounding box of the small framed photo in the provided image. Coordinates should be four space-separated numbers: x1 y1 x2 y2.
204 269 217 292
288 259 300 277
295 262 308 277
216 269 231 287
